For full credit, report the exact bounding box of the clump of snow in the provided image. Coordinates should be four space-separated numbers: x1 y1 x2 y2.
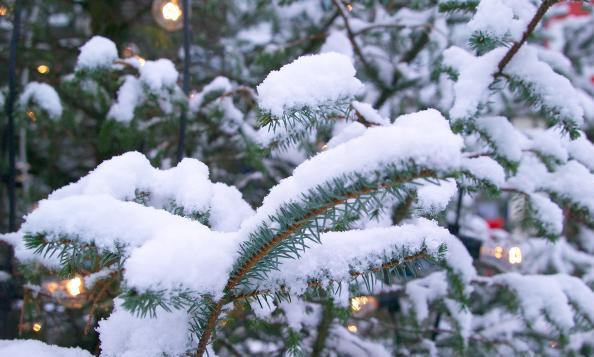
241 109 464 238
107 76 142 123
506 46 584 129
19 82 63 119
468 0 535 42
529 193 563 237
326 122 367 149
352 101 390 125
0 232 60 268
526 128 568 163
567 132 594 172
189 76 232 112
461 157 505 187
544 161 594 215
416 179 458 213
404 272 448 321
320 31 353 58
443 46 506 121
257 52 364 117
264 219 475 291
76 36 118 70
98 300 192 357
0 339 92 357
139 59 179 92
474 116 524 163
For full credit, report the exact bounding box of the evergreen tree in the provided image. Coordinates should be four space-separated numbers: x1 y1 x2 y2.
2 0 594 356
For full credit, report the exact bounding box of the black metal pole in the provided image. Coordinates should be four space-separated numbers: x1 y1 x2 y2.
176 0 190 163
5 2 22 232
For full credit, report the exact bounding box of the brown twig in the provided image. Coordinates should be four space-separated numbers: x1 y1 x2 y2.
495 0 558 77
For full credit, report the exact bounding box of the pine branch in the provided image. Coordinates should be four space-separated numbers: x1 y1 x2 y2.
495 0 558 77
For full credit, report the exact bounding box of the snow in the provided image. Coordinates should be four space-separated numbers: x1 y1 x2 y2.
123 228 239 297
49 152 252 225
351 101 390 125
416 179 458 213
404 272 448 321
326 122 366 149
544 161 594 215
139 59 179 91
19 82 63 119
567 132 594 172
264 219 475 292
257 52 364 117
492 273 594 330
76 36 118 70
474 116 524 163
505 46 584 129
443 46 506 121
237 23 272 46
0 232 60 268
468 0 536 42
529 193 563 237
240 109 464 238
108 76 142 123
461 157 505 187
320 31 353 58
189 76 232 112
98 300 192 357
0 340 92 357
526 128 568 163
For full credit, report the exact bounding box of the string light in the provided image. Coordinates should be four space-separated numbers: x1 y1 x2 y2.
494 246 503 259
347 324 358 333
36 64 50 74
152 0 185 31
26 111 36 122
0 6 7 17
508 246 522 264
65 277 83 297
32 322 42 332
346 3 353 12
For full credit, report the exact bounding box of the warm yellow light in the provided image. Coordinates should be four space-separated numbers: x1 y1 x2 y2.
162 1 182 21
494 246 504 259
32 322 42 332
346 3 353 12
350 296 370 312
37 65 50 74
0 6 7 17
347 324 358 333
26 111 36 122
134 55 146 67
508 246 522 264
66 277 83 297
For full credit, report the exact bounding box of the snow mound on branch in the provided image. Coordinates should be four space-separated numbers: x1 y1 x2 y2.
76 36 118 70
98 300 192 357
264 218 475 291
19 82 62 118
320 31 353 58
108 76 142 123
139 59 179 91
0 339 92 357
49 152 253 226
240 109 464 237
0 232 60 268
257 52 364 117
468 0 536 41
352 100 390 125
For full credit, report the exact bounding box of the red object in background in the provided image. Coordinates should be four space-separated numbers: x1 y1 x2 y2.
486 218 505 229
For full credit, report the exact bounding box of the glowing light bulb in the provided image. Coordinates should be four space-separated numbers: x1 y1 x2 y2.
66 277 83 297
350 296 369 312
346 3 353 12
162 1 182 21
32 322 42 332
0 6 7 17
26 111 36 122
494 246 503 259
134 55 146 67
37 65 50 74
347 324 358 333
508 246 522 264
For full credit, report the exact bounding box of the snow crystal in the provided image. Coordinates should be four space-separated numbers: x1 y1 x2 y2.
0 339 92 357
468 0 535 42
76 36 118 70
98 300 192 357
257 52 364 117
107 76 143 123
19 82 63 118
320 31 353 58
139 59 179 92
351 100 390 125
